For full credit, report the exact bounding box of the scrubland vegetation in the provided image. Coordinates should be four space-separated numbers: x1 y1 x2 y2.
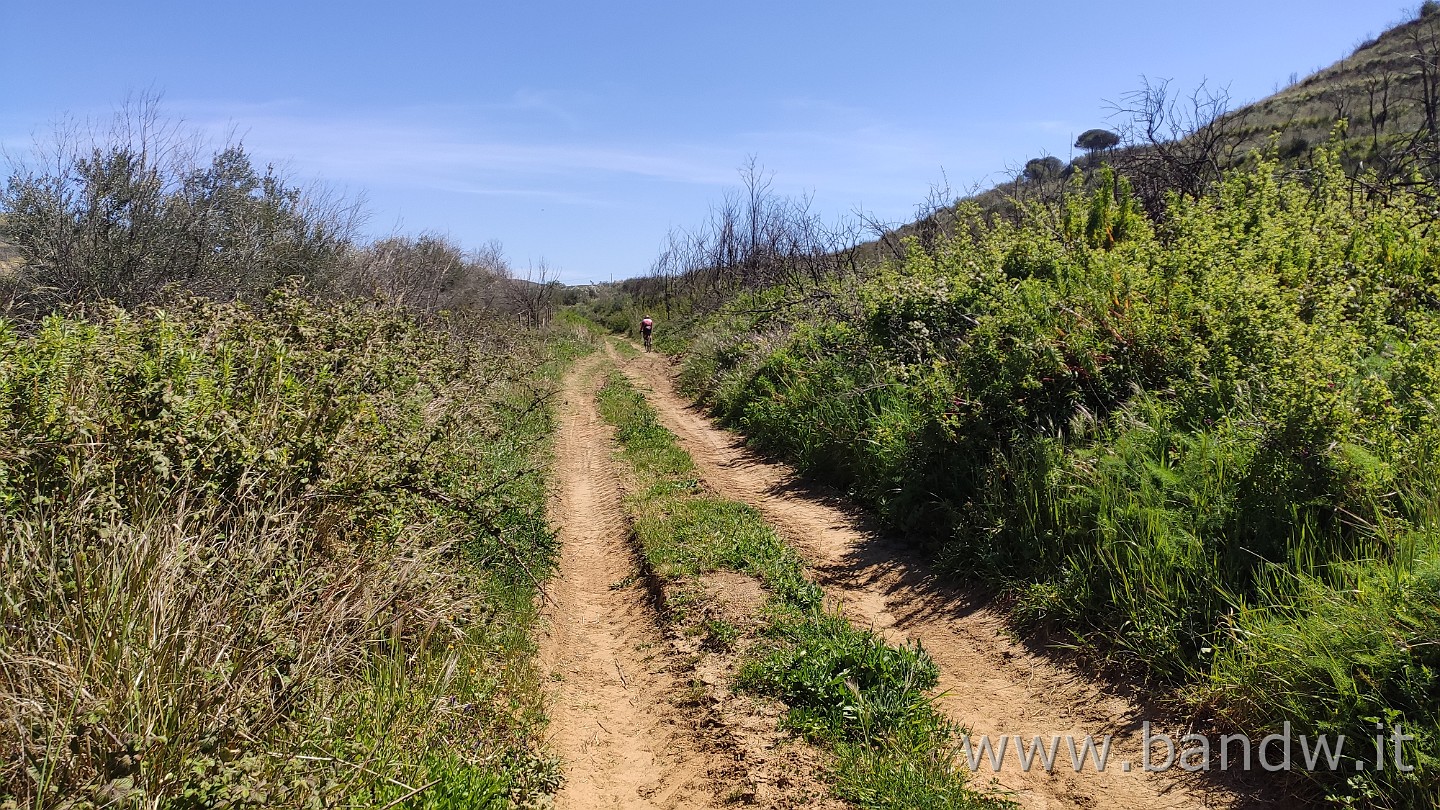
633 145 1440 806
0 100 581 808
603 13 1440 804
12 6 1440 807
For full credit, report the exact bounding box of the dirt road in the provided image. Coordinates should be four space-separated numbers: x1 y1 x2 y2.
612 345 1251 810
538 353 721 809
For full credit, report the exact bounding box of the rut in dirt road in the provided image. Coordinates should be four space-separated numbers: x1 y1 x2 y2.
538 353 721 810
613 343 1258 810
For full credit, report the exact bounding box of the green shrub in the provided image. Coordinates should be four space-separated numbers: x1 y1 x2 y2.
675 147 1440 805
0 292 568 807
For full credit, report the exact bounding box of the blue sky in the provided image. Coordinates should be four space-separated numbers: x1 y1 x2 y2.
1 1 1407 284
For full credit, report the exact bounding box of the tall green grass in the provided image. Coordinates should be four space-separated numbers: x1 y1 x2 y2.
0 293 583 807
673 152 1440 805
595 371 1009 809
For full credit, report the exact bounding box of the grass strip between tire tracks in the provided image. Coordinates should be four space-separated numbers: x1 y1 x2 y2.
594 367 1013 809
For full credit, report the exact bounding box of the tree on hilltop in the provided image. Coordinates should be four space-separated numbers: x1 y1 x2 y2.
1075 128 1121 161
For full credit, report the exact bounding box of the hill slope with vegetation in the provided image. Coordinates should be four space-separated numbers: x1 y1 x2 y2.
597 11 1440 808
1229 3 1440 159
923 4 1440 240
650 148 1440 810
0 101 583 808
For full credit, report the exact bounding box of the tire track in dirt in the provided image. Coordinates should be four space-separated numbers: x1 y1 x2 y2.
615 344 1259 810
538 353 721 810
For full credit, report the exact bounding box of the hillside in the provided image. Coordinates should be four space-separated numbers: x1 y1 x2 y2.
960 5 1440 228
599 11 1440 810
822 8 1440 272
1227 3 1440 157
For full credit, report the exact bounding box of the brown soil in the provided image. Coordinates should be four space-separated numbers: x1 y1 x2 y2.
670 573 846 810
538 353 842 809
614 344 1266 810
539 353 721 809
697 571 768 628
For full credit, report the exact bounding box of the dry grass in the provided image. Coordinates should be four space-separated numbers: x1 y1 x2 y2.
3 490 486 804
0 294 578 808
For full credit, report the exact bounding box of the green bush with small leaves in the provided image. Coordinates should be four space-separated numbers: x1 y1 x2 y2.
675 149 1440 806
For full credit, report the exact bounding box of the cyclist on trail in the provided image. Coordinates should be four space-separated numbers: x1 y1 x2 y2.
640 316 654 351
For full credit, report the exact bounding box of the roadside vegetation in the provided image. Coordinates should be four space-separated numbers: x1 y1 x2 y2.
1 296 584 807
614 14 1440 802
0 100 584 808
644 144 1440 806
594 368 1012 809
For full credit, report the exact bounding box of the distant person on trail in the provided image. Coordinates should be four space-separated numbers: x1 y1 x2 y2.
640 317 654 351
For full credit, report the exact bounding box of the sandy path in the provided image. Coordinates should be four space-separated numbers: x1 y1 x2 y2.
616 345 1254 810
538 353 721 810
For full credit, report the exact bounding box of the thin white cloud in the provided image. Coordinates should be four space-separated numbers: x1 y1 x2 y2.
507 88 584 130
437 181 614 207
180 108 738 189
24 96 1007 213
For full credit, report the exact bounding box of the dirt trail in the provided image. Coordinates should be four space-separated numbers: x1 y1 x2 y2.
538 353 721 809
616 345 1252 810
